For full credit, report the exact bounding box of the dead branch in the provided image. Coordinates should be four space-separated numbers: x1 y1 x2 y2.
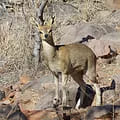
37 0 48 25
33 0 48 70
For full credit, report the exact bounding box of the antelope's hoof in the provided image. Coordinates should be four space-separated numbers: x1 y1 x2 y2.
53 98 61 108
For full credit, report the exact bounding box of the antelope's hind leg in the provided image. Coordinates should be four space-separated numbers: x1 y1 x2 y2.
87 55 101 106
71 72 86 109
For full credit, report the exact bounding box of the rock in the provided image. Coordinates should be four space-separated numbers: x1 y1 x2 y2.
116 24 120 32
99 32 120 54
0 104 12 119
10 75 93 111
0 103 27 120
35 80 78 110
96 10 112 20
8 0 23 5
105 0 120 9
25 110 59 120
101 80 116 105
100 10 120 27
1 103 120 120
19 74 31 85
86 105 120 120
35 90 55 110
87 39 110 57
14 90 40 110
47 1 80 25
0 90 5 100
55 23 114 45
100 32 120 43
115 55 120 64
102 76 120 105
10 74 119 111
55 22 117 57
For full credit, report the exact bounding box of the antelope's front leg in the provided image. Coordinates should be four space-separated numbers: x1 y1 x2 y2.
62 73 69 107
53 74 60 107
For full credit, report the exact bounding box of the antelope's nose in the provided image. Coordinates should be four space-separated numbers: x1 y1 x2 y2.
44 34 48 38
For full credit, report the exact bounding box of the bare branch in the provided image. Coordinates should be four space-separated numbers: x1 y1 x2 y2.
33 0 48 70
37 0 48 25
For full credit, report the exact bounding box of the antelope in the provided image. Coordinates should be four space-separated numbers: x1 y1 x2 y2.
35 19 101 108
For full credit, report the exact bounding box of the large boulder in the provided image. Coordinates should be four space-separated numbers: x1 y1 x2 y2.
1 103 120 120
105 0 120 9
47 1 81 26
55 23 114 45
3 74 78 110
99 32 120 54
99 10 120 27
81 31 120 57
87 39 110 57
0 103 27 120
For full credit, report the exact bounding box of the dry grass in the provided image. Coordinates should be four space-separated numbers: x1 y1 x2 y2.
0 21 33 69
79 0 107 21
0 1 37 84
0 0 115 84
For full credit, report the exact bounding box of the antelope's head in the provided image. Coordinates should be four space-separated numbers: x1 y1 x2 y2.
38 24 53 43
31 17 54 45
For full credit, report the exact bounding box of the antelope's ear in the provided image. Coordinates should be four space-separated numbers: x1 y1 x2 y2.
47 19 53 26
47 16 55 26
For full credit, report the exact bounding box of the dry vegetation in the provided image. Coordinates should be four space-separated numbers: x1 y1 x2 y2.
0 0 110 84
0 0 39 84
0 0 120 110
0 0 120 119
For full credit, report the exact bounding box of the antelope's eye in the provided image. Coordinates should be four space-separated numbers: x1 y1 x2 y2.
49 29 52 33
39 31 43 34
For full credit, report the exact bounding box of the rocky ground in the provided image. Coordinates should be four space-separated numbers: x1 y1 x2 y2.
0 0 120 119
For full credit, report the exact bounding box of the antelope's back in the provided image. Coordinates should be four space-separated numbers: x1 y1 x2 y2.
59 43 96 72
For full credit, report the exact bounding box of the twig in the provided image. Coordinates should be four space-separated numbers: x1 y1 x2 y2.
37 0 48 25
33 0 48 71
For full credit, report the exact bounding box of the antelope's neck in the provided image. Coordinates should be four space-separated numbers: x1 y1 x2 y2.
42 40 56 61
